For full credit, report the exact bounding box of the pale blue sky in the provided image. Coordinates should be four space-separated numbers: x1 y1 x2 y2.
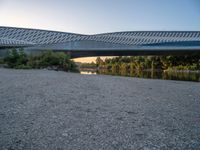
0 0 200 34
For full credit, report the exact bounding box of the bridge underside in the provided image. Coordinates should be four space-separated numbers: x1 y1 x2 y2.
1 45 200 58
61 47 200 58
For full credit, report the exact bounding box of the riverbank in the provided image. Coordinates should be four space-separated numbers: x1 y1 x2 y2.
0 68 200 149
80 68 200 82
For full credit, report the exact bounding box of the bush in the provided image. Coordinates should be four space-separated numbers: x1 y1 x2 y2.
0 58 4 64
3 49 28 68
3 49 79 72
15 64 32 69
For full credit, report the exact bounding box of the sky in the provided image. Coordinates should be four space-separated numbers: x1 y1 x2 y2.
0 0 200 34
0 0 200 62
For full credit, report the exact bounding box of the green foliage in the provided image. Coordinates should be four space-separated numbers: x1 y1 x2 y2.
3 49 78 72
0 58 4 64
3 48 28 68
95 55 200 71
15 64 32 69
79 62 96 68
96 57 104 67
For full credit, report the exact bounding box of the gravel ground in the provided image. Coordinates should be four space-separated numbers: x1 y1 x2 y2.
0 68 200 150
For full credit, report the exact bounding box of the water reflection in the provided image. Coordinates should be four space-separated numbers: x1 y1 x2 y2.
80 69 200 82
80 71 97 75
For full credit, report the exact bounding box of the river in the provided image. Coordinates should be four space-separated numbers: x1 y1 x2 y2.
80 69 200 82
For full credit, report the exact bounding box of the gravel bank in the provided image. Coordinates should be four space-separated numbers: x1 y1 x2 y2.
0 68 200 150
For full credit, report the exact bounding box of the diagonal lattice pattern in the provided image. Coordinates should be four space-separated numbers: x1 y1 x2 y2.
0 26 200 47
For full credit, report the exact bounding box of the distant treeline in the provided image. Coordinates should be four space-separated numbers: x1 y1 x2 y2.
81 55 200 71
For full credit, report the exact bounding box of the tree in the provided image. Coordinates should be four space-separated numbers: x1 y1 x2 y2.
3 49 78 71
96 57 104 67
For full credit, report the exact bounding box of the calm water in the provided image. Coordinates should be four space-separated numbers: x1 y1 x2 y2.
80 69 200 82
